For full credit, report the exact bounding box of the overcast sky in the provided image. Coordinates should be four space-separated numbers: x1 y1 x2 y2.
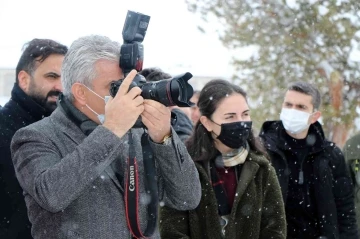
0 0 242 78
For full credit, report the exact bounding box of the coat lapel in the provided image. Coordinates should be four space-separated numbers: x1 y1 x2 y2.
231 157 259 217
52 108 124 192
195 163 223 238
52 108 86 145
105 167 124 192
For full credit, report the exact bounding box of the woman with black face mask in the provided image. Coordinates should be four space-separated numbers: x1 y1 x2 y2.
159 80 286 239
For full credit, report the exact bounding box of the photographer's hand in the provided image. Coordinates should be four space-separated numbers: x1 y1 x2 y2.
103 70 144 138
141 100 171 143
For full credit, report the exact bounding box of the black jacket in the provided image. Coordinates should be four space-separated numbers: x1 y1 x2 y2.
260 121 358 239
171 108 193 143
0 84 50 239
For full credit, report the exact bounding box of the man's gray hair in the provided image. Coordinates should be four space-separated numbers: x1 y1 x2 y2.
287 81 322 110
61 35 121 100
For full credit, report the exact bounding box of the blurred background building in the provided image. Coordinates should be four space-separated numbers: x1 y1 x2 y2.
0 68 14 106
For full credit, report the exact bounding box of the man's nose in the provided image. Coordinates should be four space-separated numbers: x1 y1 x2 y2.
54 78 63 92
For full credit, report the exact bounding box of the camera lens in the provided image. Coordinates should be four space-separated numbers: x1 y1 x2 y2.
141 80 173 106
110 73 194 107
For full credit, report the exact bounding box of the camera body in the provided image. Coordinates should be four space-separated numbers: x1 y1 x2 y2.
110 10 195 108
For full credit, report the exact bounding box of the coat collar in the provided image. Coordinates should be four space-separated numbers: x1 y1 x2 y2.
50 106 87 145
50 99 124 191
230 159 259 217
196 152 261 219
260 120 330 155
7 83 49 121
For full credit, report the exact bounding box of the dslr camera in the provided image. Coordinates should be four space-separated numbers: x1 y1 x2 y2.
110 10 194 107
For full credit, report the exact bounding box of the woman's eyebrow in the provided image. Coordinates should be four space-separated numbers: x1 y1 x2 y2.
224 112 236 116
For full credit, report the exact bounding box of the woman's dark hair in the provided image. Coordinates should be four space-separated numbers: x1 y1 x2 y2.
185 79 268 162
139 67 172 82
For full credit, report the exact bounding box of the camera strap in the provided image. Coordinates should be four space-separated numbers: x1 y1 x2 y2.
125 131 158 239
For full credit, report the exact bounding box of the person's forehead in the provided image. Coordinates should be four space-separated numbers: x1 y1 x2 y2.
215 94 248 113
284 90 313 105
95 60 122 73
33 54 64 72
93 60 123 85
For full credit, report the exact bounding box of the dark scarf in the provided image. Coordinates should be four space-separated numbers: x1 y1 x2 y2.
7 83 49 122
58 93 98 136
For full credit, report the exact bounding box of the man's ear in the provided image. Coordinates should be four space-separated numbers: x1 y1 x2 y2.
71 83 87 105
17 71 31 93
310 111 322 124
200 116 212 132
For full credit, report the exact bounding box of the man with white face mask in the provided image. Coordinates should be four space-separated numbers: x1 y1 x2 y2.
260 81 358 239
10 35 201 239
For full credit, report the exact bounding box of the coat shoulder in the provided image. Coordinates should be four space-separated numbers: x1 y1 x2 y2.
247 151 271 168
16 116 52 136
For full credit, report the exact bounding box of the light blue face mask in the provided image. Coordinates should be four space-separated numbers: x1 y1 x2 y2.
83 85 111 124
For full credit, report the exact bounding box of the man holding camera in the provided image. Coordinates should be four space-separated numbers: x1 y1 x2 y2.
11 35 201 239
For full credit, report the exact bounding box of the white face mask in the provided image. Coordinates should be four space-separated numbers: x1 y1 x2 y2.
83 85 110 124
280 108 311 134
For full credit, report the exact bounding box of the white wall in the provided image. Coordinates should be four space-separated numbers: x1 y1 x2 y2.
0 96 9 106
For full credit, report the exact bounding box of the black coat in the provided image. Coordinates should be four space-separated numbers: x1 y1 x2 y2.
260 121 358 239
0 84 50 239
171 108 193 143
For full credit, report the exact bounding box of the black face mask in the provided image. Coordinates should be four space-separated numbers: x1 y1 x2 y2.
212 120 252 149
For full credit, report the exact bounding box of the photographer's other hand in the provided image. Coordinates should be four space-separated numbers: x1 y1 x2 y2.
103 70 144 138
141 100 171 143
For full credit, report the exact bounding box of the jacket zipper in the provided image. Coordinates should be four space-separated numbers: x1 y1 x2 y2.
298 155 306 185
